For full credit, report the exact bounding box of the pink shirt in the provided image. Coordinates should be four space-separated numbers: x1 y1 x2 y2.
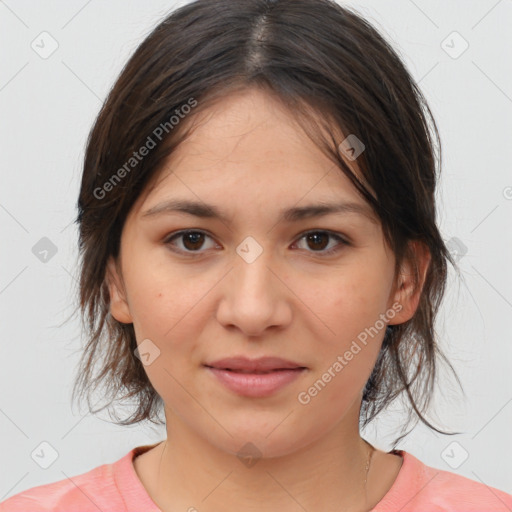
1 444 511 511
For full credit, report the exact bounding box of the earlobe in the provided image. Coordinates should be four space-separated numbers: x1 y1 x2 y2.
105 256 133 324
388 241 431 325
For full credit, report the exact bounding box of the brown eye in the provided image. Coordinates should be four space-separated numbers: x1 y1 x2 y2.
305 232 330 251
164 230 217 253
294 230 349 256
181 232 206 251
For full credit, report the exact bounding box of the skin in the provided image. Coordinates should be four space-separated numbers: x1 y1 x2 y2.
106 88 430 512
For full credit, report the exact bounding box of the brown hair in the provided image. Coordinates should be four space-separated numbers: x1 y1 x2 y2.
71 0 463 447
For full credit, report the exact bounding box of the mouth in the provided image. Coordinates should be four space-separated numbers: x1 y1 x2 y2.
203 358 308 398
203 355 307 373
204 366 307 374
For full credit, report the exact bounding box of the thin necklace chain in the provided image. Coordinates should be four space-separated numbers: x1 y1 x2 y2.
362 439 376 511
364 440 375 486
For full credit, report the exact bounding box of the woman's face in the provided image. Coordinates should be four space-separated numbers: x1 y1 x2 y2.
107 88 425 458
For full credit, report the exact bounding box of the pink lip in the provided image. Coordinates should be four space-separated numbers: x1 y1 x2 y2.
206 367 306 397
203 356 307 398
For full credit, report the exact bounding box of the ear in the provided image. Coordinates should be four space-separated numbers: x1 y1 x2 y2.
387 241 431 325
105 256 133 324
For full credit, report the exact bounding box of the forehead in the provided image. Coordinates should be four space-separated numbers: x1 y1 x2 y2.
170 89 335 171
133 88 372 220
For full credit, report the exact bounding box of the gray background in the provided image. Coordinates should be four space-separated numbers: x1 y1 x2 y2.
1 0 511 500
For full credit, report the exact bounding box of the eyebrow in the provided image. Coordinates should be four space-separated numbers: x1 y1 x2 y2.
141 198 378 224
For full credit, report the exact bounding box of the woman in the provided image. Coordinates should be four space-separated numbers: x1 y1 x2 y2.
2 0 511 510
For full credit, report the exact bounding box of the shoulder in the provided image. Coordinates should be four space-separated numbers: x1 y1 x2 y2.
0 451 133 512
373 450 512 512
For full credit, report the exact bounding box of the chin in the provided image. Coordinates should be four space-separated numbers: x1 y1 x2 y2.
204 420 322 461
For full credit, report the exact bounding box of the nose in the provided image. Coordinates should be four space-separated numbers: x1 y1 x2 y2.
215 240 292 338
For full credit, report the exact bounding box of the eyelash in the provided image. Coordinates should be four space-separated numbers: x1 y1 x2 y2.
163 229 350 257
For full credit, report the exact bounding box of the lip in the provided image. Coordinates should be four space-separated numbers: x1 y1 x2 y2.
203 356 307 398
205 367 307 398
205 356 306 372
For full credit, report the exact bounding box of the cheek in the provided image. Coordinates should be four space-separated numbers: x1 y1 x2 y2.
124 271 210 409
318 265 391 334
124 264 220 386
301 276 388 413
124 256 207 339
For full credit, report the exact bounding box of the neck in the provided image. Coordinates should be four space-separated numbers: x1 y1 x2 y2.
148 404 376 512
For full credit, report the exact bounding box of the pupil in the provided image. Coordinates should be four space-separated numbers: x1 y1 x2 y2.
184 232 204 250
307 233 328 250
